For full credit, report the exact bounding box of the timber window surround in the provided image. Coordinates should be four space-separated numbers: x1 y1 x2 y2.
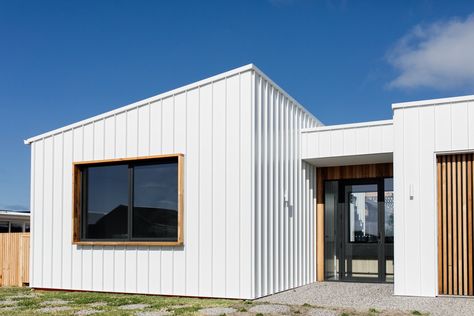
73 154 184 246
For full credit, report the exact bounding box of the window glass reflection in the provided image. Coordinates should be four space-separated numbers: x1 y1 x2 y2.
384 178 394 243
85 164 128 239
348 185 378 243
132 162 178 240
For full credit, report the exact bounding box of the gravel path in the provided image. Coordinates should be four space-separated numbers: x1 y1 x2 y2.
258 282 474 316
198 307 237 315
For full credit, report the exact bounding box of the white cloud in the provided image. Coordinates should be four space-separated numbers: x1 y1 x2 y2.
387 14 474 90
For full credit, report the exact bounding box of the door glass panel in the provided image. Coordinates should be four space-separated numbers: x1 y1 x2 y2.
384 178 394 282
347 184 378 243
344 184 379 280
324 181 339 280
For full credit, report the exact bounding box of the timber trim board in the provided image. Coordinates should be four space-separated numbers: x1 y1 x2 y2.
72 154 184 247
316 163 393 282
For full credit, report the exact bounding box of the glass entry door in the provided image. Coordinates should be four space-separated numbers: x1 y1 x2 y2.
324 178 394 282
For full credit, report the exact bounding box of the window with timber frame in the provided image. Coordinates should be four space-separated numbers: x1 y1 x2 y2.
73 154 184 246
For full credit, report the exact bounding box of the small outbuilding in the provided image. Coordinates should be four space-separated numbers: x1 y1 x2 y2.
25 64 474 299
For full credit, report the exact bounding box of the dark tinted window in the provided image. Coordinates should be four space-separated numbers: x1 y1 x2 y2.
80 157 179 242
84 164 128 239
133 162 178 239
0 221 8 233
10 222 23 232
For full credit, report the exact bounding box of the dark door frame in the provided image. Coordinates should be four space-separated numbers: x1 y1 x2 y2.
337 177 387 282
316 163 393 282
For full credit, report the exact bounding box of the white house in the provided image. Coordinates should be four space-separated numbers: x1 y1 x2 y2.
25 64 474 299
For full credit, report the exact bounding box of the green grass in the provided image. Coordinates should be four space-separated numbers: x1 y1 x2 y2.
0 287 239 315
0 287 429 316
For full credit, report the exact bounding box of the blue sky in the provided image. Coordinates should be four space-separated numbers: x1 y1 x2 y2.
1 0 474 211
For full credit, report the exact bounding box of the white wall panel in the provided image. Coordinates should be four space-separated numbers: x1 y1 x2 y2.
28 67 257 299
42 137 53 288
393 109 405 295
418 106 436 297
402 107 421 295
62 130 73 289
253 73 320 297
393 99 474 297
32 140 44 286
302 121 393 160
52 134 63 288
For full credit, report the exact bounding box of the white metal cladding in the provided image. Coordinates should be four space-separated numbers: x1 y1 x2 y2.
29 69 255 299
301 120 393 160
393 97 474 297
253 73 321 297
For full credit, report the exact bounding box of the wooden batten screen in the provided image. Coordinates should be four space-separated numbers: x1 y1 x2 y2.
437 154 474 296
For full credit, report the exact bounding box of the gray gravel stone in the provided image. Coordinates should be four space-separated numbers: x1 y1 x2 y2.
306 308 339 316
198 307 237 315
136 311 173 316
75 310 100 316
249 304 291 314
0 306 16 311
0 300 16 306
119 303 150 310
38 306 73 313
258 282 474 316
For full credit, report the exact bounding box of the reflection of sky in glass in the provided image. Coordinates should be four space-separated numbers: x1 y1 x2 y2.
87 164 128 223
133 162 178 211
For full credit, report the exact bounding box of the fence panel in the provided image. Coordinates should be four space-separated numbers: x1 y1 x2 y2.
0 233 30 287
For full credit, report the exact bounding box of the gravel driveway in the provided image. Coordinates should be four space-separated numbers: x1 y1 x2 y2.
258 282 474 316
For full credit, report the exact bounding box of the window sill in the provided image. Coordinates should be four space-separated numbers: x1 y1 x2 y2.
72 241 183 247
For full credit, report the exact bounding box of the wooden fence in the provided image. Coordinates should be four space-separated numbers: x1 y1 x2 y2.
0 233 29 287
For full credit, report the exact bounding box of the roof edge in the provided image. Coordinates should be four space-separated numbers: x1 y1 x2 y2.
301 119 392 133
251 64 322 126
392 94 474 110
25 64 256 144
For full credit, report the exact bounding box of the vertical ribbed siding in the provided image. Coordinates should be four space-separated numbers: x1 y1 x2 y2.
393 100 474 297
29 70 255 299
253 73 320 297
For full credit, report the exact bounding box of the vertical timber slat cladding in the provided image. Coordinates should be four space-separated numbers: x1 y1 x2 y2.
437 153 474 296
315 163 393 281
